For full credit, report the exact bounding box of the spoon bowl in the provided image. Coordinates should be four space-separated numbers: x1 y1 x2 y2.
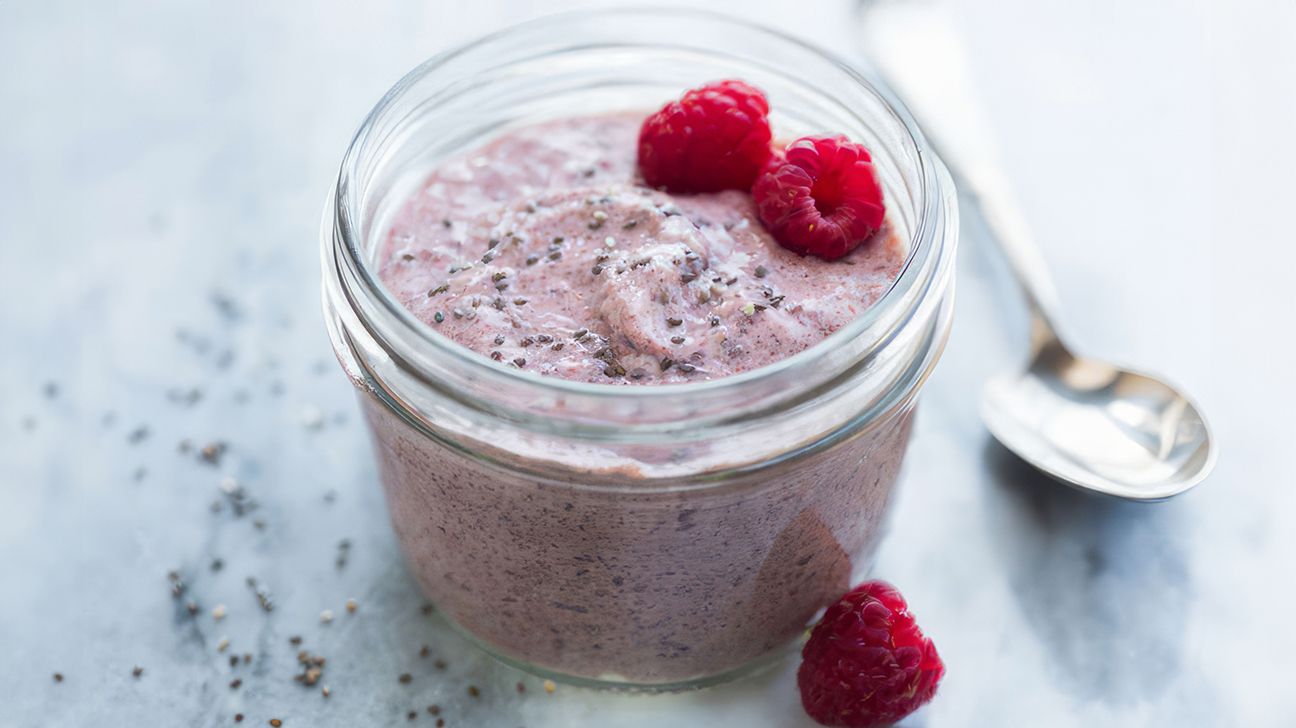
981 340 1216 500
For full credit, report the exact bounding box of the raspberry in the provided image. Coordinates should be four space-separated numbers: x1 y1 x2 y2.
798 580 944 728
637 80 773 193
752 136 886 260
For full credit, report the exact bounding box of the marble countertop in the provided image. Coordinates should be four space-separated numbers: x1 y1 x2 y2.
2 1 1293 726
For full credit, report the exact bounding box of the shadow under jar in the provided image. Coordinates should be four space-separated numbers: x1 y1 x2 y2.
321 9 958 691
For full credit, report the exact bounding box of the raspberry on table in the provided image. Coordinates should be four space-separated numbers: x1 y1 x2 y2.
752 135 886 260
797 580 944 728
637 79 773 193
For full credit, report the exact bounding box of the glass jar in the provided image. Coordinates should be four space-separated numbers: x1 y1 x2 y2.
321 8 958 690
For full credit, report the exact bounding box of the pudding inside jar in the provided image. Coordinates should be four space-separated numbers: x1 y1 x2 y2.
378 112 906 384
323 9 958 690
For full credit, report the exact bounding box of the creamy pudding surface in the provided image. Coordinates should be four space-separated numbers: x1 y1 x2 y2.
378 113 905 383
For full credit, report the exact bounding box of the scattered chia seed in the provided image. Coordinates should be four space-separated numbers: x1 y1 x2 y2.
427 705 440 716
345 598 357 614
53 672 64 683
551 342 564 351
420 645 430 658
755 265 768 278
480 251 495 264
289 636 303 646
660 358 674 371
490 351 503 361
426 283 449 298
671 336 685 345
710 316 721 327
421 603 435 616
235 714 243 723
573 328 588 340
294 650 326 687
491 271 506 282
434 659 447 670
467 685 480 698
168 571 185 598
200 442 227 465
399 673 413 684
552 236 564 244
132 666 143 679
270 720 282 727
127 426 150 444
622 219 638 230
407 711 417 721
487 238 500 249
433 311 444 324
229 678 242 690
526 254 540 266
494 281 508 291
211 558 223 572
591 265 603 275
516 682 526 694
512 357 526 368
247 577 274 612
442 219 452 229
513 297 528 306
547 250 562 261
666 317 683 327
336 539 351 569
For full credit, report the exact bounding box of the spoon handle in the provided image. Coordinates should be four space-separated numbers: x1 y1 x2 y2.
853 0 1064 345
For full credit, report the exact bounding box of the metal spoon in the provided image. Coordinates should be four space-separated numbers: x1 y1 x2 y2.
855 0 1217 499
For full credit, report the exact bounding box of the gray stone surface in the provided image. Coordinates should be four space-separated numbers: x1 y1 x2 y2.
2 1 1293 726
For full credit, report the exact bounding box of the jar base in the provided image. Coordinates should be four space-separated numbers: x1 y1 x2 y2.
436 604 797 693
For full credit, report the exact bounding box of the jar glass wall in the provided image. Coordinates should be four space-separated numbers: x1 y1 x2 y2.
322 8 958 690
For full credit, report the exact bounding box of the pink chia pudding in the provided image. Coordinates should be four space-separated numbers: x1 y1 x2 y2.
346 111 922 686
377 113 906 383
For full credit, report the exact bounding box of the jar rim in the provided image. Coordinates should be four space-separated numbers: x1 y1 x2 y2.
327 6 955 417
